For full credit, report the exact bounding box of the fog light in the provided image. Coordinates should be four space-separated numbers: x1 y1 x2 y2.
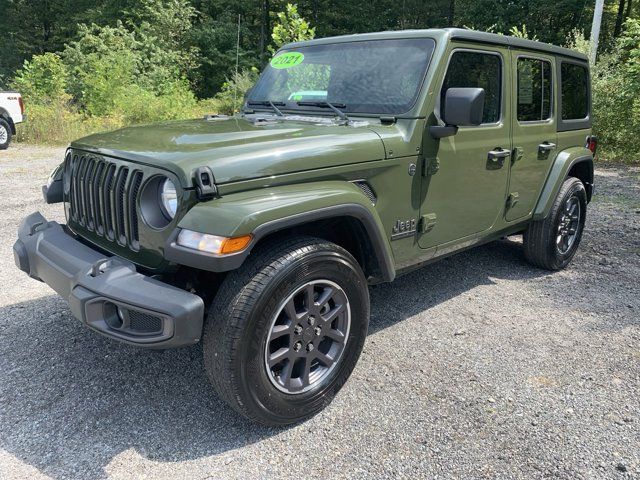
177 229 252 255
103 302 124 329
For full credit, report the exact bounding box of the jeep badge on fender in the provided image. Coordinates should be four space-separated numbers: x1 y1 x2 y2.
14 28 594 426
392 218 417 239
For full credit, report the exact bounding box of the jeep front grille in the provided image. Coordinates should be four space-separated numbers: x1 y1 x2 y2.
67 152 144 251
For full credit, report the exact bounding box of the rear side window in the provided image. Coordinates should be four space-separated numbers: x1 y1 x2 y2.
442 51 502 124
517 58 552 122
561 63 589 120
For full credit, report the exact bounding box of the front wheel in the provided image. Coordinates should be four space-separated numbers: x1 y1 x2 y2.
523 176 587 270
203 236 370 425
0 119 12 150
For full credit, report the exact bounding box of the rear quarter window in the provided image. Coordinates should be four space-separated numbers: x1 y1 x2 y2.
561 63 589 120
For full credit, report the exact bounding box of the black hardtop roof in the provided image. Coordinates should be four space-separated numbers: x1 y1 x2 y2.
285 28 588 63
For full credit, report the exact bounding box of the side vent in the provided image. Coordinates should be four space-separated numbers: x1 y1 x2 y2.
353 181 377 205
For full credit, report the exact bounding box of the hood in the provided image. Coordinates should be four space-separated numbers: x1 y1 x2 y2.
72 117 386 187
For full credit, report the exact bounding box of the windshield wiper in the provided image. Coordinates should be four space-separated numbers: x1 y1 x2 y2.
247 100 285 116
296 101 349 122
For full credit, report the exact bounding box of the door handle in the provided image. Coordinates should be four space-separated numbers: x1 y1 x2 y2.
486 148 511 170
538 142 556 153
488 148 511 159
488 148 511 160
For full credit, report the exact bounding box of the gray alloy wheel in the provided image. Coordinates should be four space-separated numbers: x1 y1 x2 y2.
265 279 351 394
556 195 582 254
202 235 369 425
523 176 587 271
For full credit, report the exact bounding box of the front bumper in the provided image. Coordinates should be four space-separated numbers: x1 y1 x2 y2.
13 212 204 348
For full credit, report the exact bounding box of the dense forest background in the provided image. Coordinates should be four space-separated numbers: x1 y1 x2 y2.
1 0 638 161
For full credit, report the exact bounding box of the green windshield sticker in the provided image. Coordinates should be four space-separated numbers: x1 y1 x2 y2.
270 52 305 69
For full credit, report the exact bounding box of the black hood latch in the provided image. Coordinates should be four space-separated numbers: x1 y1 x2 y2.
194 166 219 200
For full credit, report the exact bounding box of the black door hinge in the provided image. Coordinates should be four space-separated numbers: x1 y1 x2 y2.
507 192 519 210
423 157 440 176
420 213 437 233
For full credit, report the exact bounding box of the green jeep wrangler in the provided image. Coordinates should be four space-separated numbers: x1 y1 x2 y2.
14 29 596 425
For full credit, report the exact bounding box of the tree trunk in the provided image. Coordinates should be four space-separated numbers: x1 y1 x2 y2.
259 0 265 54
259 0 270 55
623 0 633 20
614 0 627 37
40 0 52 52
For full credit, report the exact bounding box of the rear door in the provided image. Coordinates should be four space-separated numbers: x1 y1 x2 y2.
419 46 511 249
507 52 558 221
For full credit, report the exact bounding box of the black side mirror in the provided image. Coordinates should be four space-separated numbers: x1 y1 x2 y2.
430 87 485 139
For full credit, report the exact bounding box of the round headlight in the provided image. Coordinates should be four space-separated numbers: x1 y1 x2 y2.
159 178 178 219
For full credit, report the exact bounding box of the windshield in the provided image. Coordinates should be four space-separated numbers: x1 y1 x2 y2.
247 38 436 115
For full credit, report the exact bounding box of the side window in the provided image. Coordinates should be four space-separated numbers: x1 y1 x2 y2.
561 63 589 120
441 51 502 124
517 58 552 122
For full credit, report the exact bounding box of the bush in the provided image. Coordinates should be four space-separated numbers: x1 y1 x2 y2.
14 92 215 145
12 13 208 144
14 101 122 145
213 69 259 115
110 80 199 124
568 20 640 163
12 53 69 104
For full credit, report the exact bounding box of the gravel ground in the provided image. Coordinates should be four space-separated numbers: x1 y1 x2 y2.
0 143 638 480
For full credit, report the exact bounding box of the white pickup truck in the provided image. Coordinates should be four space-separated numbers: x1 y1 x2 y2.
0 91 25 149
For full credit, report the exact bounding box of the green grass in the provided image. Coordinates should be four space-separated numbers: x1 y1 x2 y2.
16 99 222 145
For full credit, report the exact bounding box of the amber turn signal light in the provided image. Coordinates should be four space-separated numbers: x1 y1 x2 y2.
220 234 253 254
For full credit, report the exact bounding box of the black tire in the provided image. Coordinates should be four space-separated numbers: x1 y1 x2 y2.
0 119 12 150
523 176 587 270
202 235 369 426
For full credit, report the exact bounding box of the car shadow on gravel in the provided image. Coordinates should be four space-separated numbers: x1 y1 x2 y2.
0 238 548 479
368 237 550 334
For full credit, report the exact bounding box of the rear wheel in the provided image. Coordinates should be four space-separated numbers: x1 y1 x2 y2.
523 176 587 270
202 236 369 425
0 119 11 150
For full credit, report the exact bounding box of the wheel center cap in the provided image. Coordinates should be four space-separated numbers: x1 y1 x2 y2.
302 327 315 342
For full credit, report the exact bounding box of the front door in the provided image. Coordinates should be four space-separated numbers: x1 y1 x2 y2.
419 46 511 250
506 52 558 221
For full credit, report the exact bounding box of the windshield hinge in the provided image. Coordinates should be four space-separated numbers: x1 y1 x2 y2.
380 116 397 125
194 166 219 200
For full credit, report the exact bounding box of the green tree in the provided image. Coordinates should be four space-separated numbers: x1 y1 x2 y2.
270 4 316 52
508 24 538 41
126 0 200 86
12 53 69 104
62 22 142 114
574 18 640 161
214 69 260 114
